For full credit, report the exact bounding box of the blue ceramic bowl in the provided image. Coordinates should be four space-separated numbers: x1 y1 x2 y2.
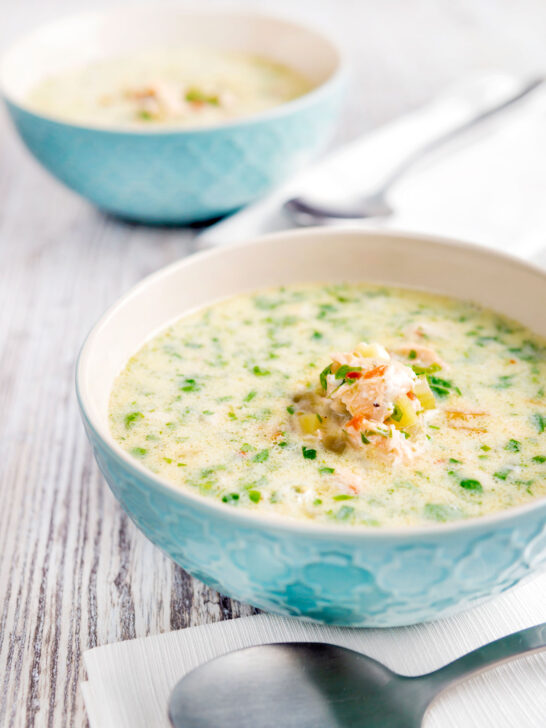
76 229 546 626
1 7 345 224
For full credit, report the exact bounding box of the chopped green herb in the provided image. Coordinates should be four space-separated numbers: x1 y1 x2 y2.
460 479 483 492
336 505 355 520
531 413 546 434
131 447 147 457
311 331 323 340
361 433 371 444
475 335 501 347
493 375 514 390
335 365 362 384
319 363 332 391
252 365 270 376
313 498 323 506
424 503 462 522
222 493 240 504
286 405 295 415
335 364 350 379
408 349 417 360
480 444 491 452
390 404 403 422
427 375 460 398
124 411 144 429
505 439 521 452
302 446 317 460
531 455 546 463
494 469 510 481
244 391 257 402
317 303 336 319
253 449 269 463
248 490 261 504
253 296 279 310
449 458 461 464
181 378 199 392
333 494 354 501
319 466 335 474
508 340 543 362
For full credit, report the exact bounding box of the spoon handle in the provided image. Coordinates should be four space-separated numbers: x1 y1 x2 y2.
375 77 544 196
425 622 546 693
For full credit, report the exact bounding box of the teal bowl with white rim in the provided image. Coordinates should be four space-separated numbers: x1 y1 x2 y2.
0 6 345 224
76 228 546 626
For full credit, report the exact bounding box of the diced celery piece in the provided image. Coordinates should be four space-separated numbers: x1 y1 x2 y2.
354 342 390 360
298 413 321 434
391 394 419 429
414 376 436 410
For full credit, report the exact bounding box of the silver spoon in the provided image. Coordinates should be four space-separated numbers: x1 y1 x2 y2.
169 622 546 728
284 78 544 226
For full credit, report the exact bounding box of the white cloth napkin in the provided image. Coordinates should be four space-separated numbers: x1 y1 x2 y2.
199 73 546 264
82 575 546 728
82 74 546 727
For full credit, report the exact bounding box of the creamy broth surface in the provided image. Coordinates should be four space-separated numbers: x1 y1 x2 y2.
109 283 546 527
27 47 313 127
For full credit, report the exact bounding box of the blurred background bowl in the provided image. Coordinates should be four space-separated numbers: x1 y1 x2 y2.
77 228 546 627
0 5 345 224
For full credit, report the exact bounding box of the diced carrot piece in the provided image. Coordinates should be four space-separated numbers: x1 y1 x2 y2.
346 414 364 430
363 365 387 379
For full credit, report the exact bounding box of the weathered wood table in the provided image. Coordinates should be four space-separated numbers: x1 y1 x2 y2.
2 1 546 725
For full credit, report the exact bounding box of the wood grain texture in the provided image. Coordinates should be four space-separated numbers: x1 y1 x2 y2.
1 0 546 725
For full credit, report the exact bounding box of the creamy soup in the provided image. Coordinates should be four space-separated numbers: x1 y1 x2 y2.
27 47 313 127
109 283 546 527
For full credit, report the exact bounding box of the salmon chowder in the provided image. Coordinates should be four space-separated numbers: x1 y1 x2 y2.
27 47 313 127
109 283 546 528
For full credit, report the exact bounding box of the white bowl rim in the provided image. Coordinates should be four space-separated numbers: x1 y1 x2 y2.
76 226 546 540
1 3 347 135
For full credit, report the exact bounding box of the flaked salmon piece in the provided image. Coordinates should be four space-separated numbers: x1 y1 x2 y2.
331 467 364 495
448 425 488 433
445 410 488 420
392 343 447 369
374 427 426 464
126 81 188 119
320 342 432 463
404 322 444 340
329 356 416 424
344 422 425 464
290 341 445 466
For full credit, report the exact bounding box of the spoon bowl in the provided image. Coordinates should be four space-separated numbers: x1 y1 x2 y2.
285 192 393 226
169 643 431 728
169 624 546 728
